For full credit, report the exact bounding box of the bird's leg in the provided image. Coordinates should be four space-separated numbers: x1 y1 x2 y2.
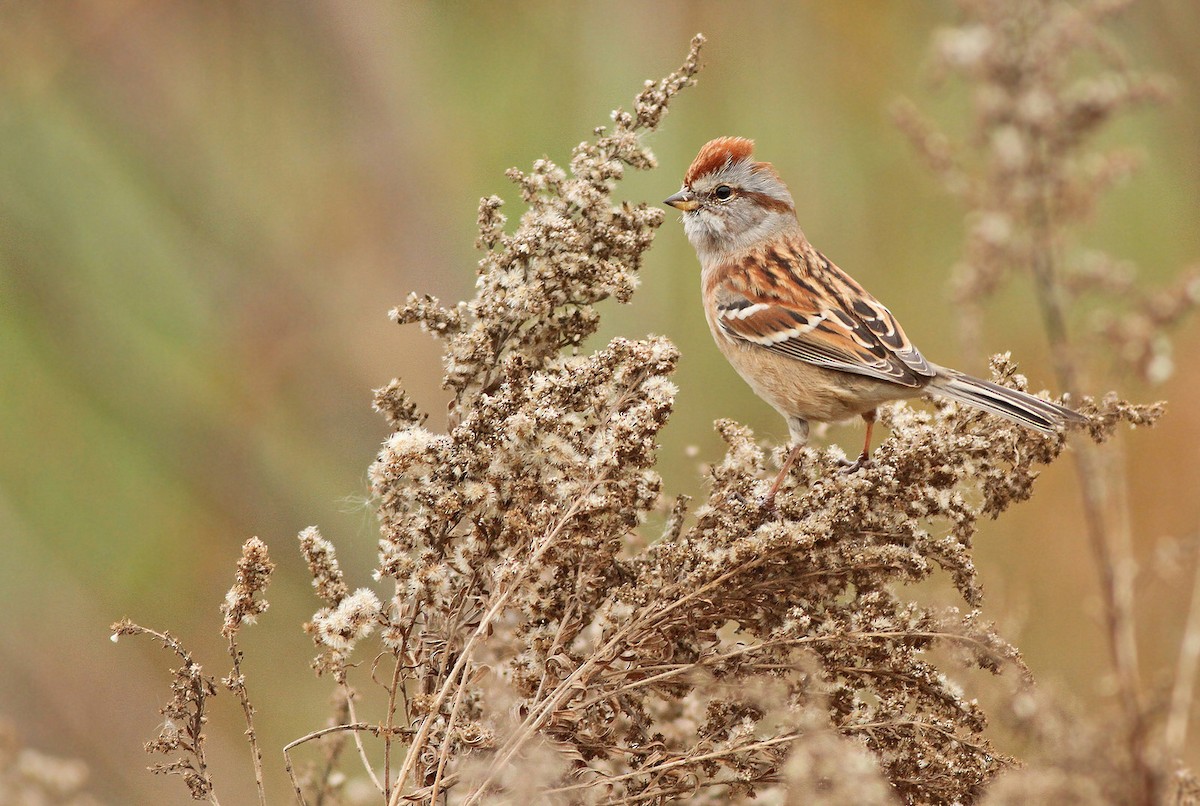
763 418 809 510
764 445 802 510
840 409 876 474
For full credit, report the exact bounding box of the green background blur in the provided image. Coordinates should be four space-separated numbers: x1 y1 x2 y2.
2 3 1198 803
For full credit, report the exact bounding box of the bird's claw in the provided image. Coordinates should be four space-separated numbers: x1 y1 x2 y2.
839 453 870 474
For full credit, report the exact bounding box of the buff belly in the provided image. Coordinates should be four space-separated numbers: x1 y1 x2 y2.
713 332 922 425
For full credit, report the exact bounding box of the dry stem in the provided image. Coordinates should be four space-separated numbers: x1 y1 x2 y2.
225 636 267 806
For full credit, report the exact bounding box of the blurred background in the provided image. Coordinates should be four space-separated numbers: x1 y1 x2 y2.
2 2 1198 802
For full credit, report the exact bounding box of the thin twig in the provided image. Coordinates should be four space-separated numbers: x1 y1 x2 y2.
314 697 351 806
430 661 472 803
382 633 409 804
283 722 377 806
225 635 267 806
533 598 578 703
842 719 990 752
342 683 384 794
579 629 1004 711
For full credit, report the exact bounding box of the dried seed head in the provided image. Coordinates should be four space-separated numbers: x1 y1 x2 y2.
220 537 273 638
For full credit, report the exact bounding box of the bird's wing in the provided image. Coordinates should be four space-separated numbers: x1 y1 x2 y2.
712 253 935 388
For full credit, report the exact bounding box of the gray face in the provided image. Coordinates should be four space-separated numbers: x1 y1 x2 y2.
674 159 796 263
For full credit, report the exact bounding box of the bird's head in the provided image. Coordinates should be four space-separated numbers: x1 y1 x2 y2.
665 137 797 262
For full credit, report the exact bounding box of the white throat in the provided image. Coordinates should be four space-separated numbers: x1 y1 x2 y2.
684 208 798 268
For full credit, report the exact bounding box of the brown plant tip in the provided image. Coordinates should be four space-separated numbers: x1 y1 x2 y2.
298 526 349 606
221 536 274 638
306 588 382 657
372 379 429 430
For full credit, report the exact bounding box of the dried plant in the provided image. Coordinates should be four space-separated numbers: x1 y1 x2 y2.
284 30 1144 806
113 536 274 806
111 619 220 802
112 13 1195 806
221 536 274 806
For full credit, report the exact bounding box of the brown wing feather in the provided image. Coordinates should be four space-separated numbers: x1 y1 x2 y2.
712 250 935 388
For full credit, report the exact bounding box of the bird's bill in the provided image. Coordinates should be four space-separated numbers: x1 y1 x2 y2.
663 189 699 212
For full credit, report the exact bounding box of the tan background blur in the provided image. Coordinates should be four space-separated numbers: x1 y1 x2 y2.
2 2 1198 803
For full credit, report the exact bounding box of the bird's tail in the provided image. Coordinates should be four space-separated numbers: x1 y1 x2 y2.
929 371 1086 434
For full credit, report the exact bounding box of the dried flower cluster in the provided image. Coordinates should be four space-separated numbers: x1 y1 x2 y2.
300 527 381 670
114 537 276 805
221 538 274 806
221 536 274 639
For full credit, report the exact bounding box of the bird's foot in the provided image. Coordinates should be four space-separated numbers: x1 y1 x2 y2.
839 452 870 474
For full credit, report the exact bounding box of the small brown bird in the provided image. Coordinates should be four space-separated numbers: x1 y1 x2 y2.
666 137 1084 506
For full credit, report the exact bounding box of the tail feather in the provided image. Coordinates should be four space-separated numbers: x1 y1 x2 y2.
930 371 1086 434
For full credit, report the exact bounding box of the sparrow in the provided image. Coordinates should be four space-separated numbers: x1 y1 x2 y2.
665 137 1085 506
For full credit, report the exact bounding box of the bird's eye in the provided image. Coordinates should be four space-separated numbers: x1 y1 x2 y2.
714 185 734 201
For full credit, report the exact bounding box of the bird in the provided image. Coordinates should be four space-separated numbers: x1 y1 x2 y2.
665 136 1085 507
